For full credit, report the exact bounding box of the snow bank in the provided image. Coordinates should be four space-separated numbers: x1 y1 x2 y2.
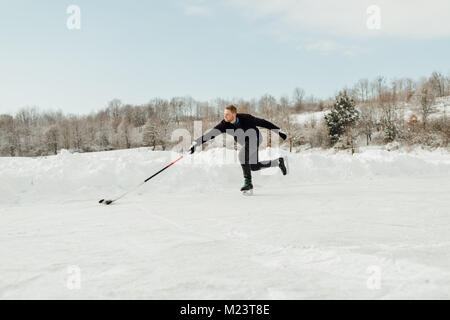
1 147 449 205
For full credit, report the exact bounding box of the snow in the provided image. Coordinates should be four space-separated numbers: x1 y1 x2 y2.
293 96 450 125
402 102 448 121
1 147 450 299
292 111 328 125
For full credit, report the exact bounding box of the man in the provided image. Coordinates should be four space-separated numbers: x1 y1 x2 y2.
189 105 288 193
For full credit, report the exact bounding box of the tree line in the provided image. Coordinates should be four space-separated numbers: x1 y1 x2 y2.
0 71 449 157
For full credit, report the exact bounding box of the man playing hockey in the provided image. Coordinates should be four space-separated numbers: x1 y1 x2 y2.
189 105 288 194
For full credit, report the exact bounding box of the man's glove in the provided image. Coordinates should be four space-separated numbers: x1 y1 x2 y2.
278 130 287 140
188 141 198 154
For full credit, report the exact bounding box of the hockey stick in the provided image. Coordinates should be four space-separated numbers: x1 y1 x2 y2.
99 155 184 205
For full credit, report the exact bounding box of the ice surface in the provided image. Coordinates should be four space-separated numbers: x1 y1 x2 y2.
1 147 449 299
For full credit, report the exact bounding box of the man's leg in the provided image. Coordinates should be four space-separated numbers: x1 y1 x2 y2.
238 143 254 192
249 139 279 172
251 159 279 171
239 142 252 180
238 135 285 184
248 139 287 175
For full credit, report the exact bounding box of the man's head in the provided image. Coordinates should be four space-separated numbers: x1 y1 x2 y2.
224 104 237 123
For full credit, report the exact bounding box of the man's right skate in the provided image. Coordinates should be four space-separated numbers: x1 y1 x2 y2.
240 179 253 196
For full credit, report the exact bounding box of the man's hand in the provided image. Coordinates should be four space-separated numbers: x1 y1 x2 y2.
278 130 287 140
188 141 198 154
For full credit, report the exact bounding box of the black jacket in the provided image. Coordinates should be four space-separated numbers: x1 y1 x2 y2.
195 113 282 146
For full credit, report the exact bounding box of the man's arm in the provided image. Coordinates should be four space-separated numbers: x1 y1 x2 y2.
251 115 287 140
189 121 227 153
251 115 280 130
195 121 226 145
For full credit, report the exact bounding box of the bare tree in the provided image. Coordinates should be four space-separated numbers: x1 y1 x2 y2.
358 104 376 145
428 72 445 97
278 95 298 152
355 79 369 102
107 99 122 133
416 84 436 130
0 114 19 156
258 94 277 146
119 119 132 149
293 87 305 112
45 125 59 155
70 116 84 151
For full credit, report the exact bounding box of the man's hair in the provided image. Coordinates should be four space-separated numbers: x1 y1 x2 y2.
225 104 237 113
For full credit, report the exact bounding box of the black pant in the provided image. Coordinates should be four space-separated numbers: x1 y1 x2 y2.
238 136 279 180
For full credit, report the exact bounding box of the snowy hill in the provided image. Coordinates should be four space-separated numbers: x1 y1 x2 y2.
293 110 328 125
1 147 450 299
293 96 449 127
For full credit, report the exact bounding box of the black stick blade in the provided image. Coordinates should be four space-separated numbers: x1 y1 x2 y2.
99 199 113 205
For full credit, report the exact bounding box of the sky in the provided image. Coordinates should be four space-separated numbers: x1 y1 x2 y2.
0 0 449 115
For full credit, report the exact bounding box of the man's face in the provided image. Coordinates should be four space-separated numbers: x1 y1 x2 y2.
224 109 236 123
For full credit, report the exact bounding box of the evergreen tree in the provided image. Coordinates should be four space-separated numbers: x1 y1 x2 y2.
324 91 360 145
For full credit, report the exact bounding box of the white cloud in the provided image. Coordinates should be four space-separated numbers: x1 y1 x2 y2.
304 40 337 54
228 0 450 38
183 4 213 16
302 40 361 56
181 0 214 17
